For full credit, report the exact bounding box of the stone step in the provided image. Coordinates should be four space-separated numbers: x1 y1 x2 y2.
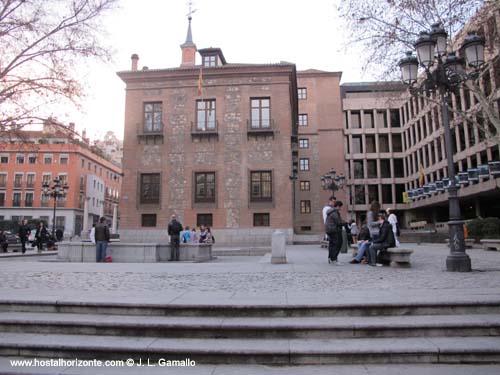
1 299 499 317
0 312 499 339
0 333 499 364
1 359 499 375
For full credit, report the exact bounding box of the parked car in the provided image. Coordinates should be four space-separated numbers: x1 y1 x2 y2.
4 231 19 245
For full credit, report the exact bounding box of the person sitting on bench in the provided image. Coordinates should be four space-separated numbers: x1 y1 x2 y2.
368 212 396 267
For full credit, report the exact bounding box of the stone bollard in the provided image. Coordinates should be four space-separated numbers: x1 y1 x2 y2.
271 230 287 264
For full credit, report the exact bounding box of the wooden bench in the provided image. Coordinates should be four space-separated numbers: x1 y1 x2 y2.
378 248 414 268
480 239 500 251
445 238 475 248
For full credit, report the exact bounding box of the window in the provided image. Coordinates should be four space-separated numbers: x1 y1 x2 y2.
354 161 364 179
203 55 217 67
377 110 388 128
140 173 160 204
300 181 310 191
16 154 24 164
392 134 403 152
298 87 307 99
14 174 22 188
299 158 310 171
26 174 35 188
197 213 213 227
382 185 392 204
60 155 68 165
350 111 361 129
352 136 363 153
56 216 65 229
299 139 309 148
250 171 272 202
58 174 67 185
354 185 366 204
253 213 270 227
379 135 389 153
368 185 379 203
44 155 52 164
367 160 378 178
13 192 21 207
195 172 216 203
196 99 216 130
141 214 157 227
144 102 162 132
42 174 51 186
390 109 401 127
380 160 391 178
250 98 271 128
366 135 376 153
0 174 6 188
28 155 37 164
298 114 308 126
300 200 311 214
81 159 85 168
25 192 34 207
0 155 8 163
363 111 374 128
0 192 5 207
394 159 405 178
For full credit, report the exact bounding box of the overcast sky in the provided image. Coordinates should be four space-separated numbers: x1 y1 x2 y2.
73 0 371 140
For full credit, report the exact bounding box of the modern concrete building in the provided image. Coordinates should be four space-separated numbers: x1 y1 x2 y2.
117 18 299 245
0 121 122 236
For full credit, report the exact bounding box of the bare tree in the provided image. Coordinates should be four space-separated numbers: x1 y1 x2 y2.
337 0 500 145
0 0 118 136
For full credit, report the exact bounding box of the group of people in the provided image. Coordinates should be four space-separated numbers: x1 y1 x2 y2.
168 214 214 261
323 196 400 267
0 220 62 254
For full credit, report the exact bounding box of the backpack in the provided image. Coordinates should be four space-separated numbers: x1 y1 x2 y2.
325 209 341 235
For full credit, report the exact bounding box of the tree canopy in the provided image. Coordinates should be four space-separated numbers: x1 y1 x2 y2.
0 0 118 134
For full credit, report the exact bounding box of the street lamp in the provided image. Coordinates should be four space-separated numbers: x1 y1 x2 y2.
398 23 485 272
321 168 346 193
42 178 69 238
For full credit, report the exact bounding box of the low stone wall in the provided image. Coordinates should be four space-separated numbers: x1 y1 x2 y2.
119 228 294 246
57 242 212 263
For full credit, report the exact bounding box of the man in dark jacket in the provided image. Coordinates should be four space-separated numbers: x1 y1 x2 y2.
94 217 110 263
368 213 396 266
18 219 31 254
168 214 183 261
325 201 345 265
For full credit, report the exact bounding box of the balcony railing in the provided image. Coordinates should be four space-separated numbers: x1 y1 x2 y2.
26 182 35 189
191 121 218 139
13 182 22 189
56 200 66 208
40 201 50 207
12 200 21 207
137 123 164 144
247 119 275 138
25 201 33 207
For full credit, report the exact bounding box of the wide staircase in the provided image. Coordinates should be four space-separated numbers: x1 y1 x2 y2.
0 298 500 366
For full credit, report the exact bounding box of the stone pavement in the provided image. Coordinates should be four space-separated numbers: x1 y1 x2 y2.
0 243 499 374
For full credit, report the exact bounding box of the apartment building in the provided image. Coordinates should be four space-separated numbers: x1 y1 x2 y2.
0 122 122 236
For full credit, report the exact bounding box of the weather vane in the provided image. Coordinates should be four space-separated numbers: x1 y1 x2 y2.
186 1 197 20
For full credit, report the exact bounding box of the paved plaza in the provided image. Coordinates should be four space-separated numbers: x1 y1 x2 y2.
0 243 499 374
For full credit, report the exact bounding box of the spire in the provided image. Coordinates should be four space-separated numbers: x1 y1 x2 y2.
183 16 194 46
180 2 197 67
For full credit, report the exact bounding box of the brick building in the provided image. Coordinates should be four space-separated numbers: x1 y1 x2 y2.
117 18 299 244
0 122 122 236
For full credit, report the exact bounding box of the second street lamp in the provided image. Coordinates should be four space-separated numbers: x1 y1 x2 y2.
398 23 485 272
42 178 69 239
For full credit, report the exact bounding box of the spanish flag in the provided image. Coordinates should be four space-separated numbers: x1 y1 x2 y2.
419 165 425 187
197 68 203 96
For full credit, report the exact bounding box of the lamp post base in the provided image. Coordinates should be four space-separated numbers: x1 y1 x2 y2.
446 253 471 272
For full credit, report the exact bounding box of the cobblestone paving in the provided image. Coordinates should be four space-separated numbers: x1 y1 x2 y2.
0 244 499 294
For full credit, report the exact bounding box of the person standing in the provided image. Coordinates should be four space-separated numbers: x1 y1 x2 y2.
322 196 336 242
18 219 31 254
0 230 8 253
94 217 110 263
168 214 183 261
325 200 345 265
386 208 400 247
35 222 49 253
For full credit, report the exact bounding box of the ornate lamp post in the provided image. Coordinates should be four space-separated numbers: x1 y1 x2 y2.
321 168 346 194
398 23 485 272
42 178 69 238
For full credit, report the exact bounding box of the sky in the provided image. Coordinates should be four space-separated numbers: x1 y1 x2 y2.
72 0 371 141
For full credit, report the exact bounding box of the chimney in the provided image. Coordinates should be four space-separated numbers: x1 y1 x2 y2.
180 16 196 67
131 54 139 71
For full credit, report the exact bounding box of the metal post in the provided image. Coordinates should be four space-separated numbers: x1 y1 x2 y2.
440 85 471 272
52 193 57 239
